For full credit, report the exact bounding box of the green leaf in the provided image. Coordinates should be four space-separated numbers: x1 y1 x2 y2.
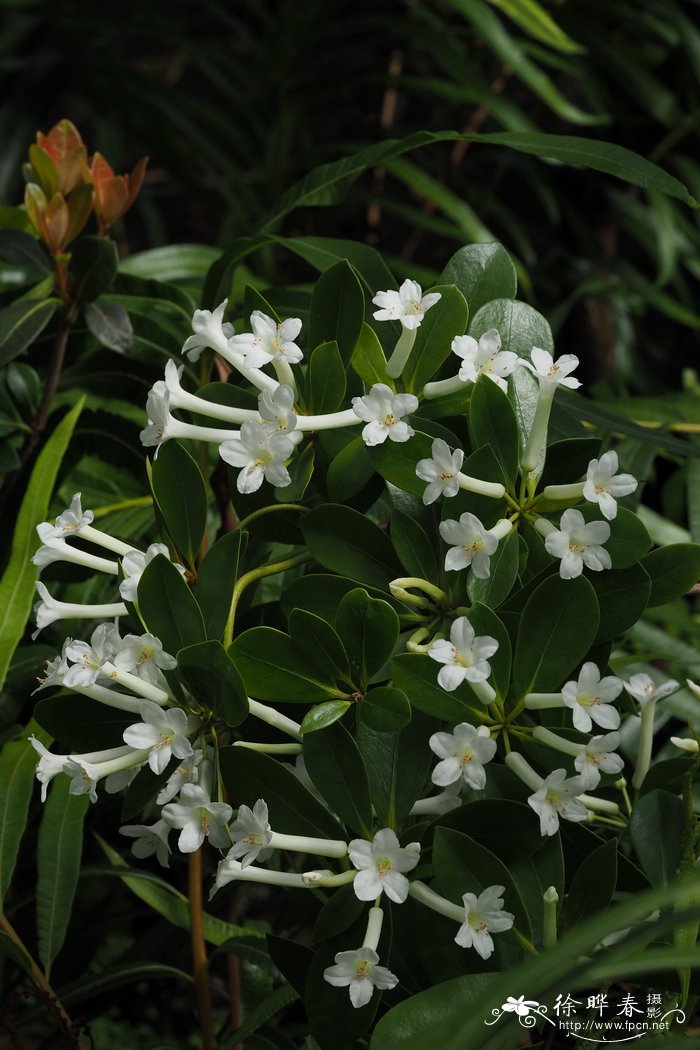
642 543 700 607
580 505 652 569
369 430 435 499
326 436 376 502
34 695 131 752
357 710 436 827
391 510 438 581
392 653 490 722
177 640 249 727
313 883 365 943
402 285 469 393
303 722 373 836
467 530 519 609
0 297 60 368
0 723 48 904
468 602 512 701
36 778 89 977
468 373 519 484
278 440 315 502
0 397 84 689
487 0 583 53
351 322 391 388
469 297 553 357
84 299 133 354
513 574 600 697
138 555 206 654
289 609 351 684
564 838 618 930
151 440 208 568
302 504 402 590
539 437 601 487
336 588 399 686
629 790 684 888
220 984 299 1050
231 627 343 703
308 260 365 366
0 229 51 274
308 339 347 413
120 244 221 282
282 573 402 626
219 746 344 839
590 563 651 644
300 700 352 734
193 530 246 640
372 973 501 1050
70 235 118 304
439 243 517 314
358 686 411 733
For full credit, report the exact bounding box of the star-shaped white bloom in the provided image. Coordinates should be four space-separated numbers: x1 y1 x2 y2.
561 662 622 734
429 723 497 790
351 384 419 447
623 673 679 706
161 783 233 853
122 700 198 776
544 509 611 579
227 799 274 868
119 542 186 603
139 382 171 449
63 623 123 688
113 633 177 685
574 732 624 789
428 617 499 693
323 947 398 1008
455 885 514 959
120 819 171 867
219 421 294 493
450 329 517 391
583 451 637 521
258 384 297 434
415 438 464 505
439 513 498 578
29 736 69 802
182 300 234 362
39 492 94 540
519 347 581 389
156 749 203 805
348 828 420 904
528 769 588 837
372 279 441 331
228 311 303 369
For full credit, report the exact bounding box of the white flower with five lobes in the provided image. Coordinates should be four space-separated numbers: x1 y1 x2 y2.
372 279 441 330
348 828 420 904
450 329 517 391
156 749 203 805
228 311 303 369
161 783 233 853
583 451 637 521
258 383 297 434
519 347 581 389
227 799 274 868
574 732 625 789
323 948 398 1008
623 673 679 706
63 623 123 688
427 617 499 693
119 543 187 604
182 300 234 362
455 885 515 959
112 632 178 684
122 700 199 776
415 439 464 504
219 421 295 493
561 662 622 734
40 491 94 539
351 384 419 446
439 513 498 578
429 723 497 790
543 509 611 579
120 819 171 867
527 769 588 837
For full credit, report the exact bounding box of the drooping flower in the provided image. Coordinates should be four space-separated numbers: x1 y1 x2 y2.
455 885 515 959
372 279 441 331
351 384 419 446
348 828 420 904
161 783 233 853
40 492 94 540
122 700 198 776
227 799 274 868
228 311 303 369
544 509 611 579
623 673 679 706
119 542 186 603
439 513 498 578
120 819 171 867
29 736 69 802
113 633 177 685
519 347 581 389
415 438 464 505
139 382 171 449
33 644 71 694
323 948 398 1008
63 623 123 688
182 300 234 362
574 732 625 789
450 330 517 391
561 662 622 734
583 452 637 521
429 723 497 790
258 384 297 434
156 750 203 805
219 421 294 493
427 617 499 693
63 757 101 803
32 582 126 638
32 523 118 574
527 769 588 836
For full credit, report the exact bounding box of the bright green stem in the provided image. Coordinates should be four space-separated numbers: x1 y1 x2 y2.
633 700 657 790
542 886 559 949
236 502 306 530
521 384 555 473
223 550 311 647
386 326 417 379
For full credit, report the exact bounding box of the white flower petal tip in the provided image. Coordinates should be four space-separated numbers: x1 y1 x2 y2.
228 311 303 369
429 722 496 790
371 279 441 330
623 673 679 706
527 769 588 837
451 329 516 391
348 828 420 904
219 421 294 493
562 662 622 734
352 384 418 447
544 509 611 579
455 885 514 959
583 451 637 521
519 347 581 389
427 616 498 694
323 948 398 1008
415 438 464 505
439 512 497 578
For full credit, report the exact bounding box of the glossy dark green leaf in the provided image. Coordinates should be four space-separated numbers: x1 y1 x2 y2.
301 504 402 590
84 299 133 354
308 259 364 366
358 686 411 733
467 529 520 610
242 284 280 324
590 563 651 643
564 838 618 930
392 653 490 722
177 640 249 726
336 588 399 686
327 436 376 502
0 297 60 368
277 441 315 502
304 721 373 836
579 505 651 569
403 285 469 393
70 235 118 304
469 297 553 357
313 883 366 943
372 973 500 1050
439 243 517 315
266 935 314 999
308 339 347 413
357 709 436 827
351 322 391 387
288 609 351 683
151 440 208 568
0 229 51 273
467 602 512 700
629 790 684 888
468 373 519 484
642 543 700 607
34 695 132 752
539 437 601 487
300 699 352 734
231 627 344 703
194 530 247 640
369 429 435 498
438 799 541 863
391 509 438 581
138 555 206 654
281 573 402 625
0 724 48 904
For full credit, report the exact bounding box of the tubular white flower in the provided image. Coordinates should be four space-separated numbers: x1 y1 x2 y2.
140 383 248 452
219 420 295 493
33 645 70 693
122 700 199 776
113 633 178 685
372 279 441 331
561 662 622 734
32 524 119 575
156 749 203 805
32 582 127 637
63 623 123 688
258 384 298 434
415 438 464 505
439 513 498 578
161 783 233 853
455 885 515 959
62 745 150 804
670 736 699 754
429 723 496 790
227 799 274 868
119 543 186 604
164 359 259 425
247 698 302 741
451 329 517 391
427 617 498 700
543 509 611 579
409 782 463 816
527 768 588 837
574 733 625 789
352 384 418 446
348 828 420 904
39 492 94 539
29 736 69 801
228 311 304 369
623 673 679 706
120 819 171 867
582 451 637 521
212 859 310 896
323 945 398 1009
182 300 234 362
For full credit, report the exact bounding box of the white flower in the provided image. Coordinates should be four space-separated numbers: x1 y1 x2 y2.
120 819 171 867
258 384 297 434
219 421 294 493
348 828 420 904
574 732 624 789
161 783 233 853
428 617 499 693
139 381 171 449
228 311 303 369
122 700 198 776
439 513 498 578
119 543 186 603
415 439 464 505
670 737 699 754
429 723 497 790
32 581 67 634
583 451 637 521
544 509 611 579
352 384 418 447
372 279 441 331
519 347 581 389
624 673 679 706
323 947 398 1008
113 633 177 685
182 300 233 362
31 524 118 574
455 885 514 959
33 644 71 693
561 662 622 734
156 749 203 805
29 736 69 802
450 329 517 391
63 757 100 803
227 799 274 868
63 623 123 688
39 493 94 540
527 769 588 837
502 996 540 1017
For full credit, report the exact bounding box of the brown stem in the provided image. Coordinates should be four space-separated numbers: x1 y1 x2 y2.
226 897 242 1049
188 849 216 1050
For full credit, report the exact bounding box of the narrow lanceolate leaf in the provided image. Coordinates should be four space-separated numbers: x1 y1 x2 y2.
0 724 49 904
36 778 90 977
151 440 208 568
0 297 60 368
0 397 84 690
